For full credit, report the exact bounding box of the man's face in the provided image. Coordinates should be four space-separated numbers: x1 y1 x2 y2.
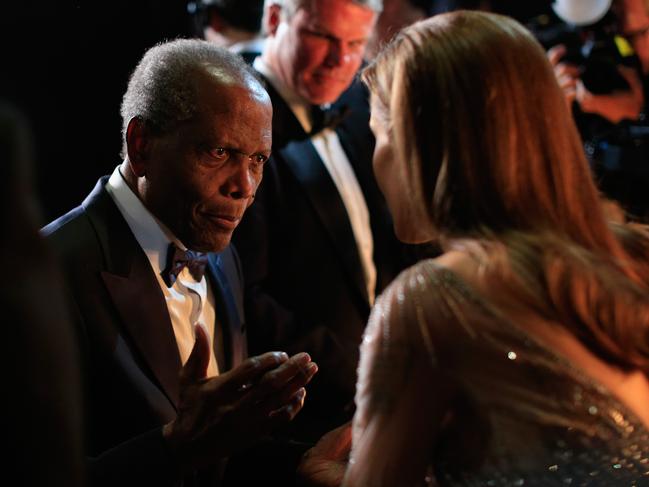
142 74 272 252
620 0 649 73
268 0 377 104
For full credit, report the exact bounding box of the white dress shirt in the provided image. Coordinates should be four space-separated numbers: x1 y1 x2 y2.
229 37 265 56
254 58 377 304
105 165 219 376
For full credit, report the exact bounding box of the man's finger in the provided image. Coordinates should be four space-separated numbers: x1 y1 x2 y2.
221 351 290 394
243 352 316 403
268 387 307 423
547 44 566 66
575 79 593 106
617 65 642 91
555 63 580 79
180 323 211 386
251 360 318 413
558 74 577 91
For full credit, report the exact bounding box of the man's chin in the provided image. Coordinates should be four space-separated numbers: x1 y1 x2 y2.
185 232 232 254
303 84 347 106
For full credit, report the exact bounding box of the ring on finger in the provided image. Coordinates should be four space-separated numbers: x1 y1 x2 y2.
237 382 253 393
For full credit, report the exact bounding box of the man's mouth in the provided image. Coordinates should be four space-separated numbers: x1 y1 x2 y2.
313 74 345 83
202 212 241 230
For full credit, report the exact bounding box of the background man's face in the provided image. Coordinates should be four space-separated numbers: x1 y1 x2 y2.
271 0 376 104
143 75 272 252
621 0 649 73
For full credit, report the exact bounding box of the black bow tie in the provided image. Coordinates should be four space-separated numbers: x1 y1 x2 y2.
309 104 350 136
161 243 208 287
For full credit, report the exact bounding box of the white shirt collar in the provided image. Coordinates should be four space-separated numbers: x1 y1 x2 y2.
105 164 187 273
230 37 265 55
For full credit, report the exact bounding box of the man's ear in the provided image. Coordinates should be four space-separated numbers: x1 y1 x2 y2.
265 3 282 36
125 116 149 178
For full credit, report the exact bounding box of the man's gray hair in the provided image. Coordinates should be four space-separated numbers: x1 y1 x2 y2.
267 0 382 19
120 38 255 157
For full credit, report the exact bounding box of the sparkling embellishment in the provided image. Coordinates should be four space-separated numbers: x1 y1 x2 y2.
611 410 625 426
379 261 649 486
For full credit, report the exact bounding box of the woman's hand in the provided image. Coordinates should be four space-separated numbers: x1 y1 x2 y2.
297 422 352 487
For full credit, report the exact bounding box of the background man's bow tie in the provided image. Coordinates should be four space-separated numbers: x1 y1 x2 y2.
161 243 208 287
309 104 350 136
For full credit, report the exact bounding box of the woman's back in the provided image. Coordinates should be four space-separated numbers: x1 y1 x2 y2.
438 247 649 430
350 253 649 486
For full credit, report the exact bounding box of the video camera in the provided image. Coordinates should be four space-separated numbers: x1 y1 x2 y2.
527 0 635 94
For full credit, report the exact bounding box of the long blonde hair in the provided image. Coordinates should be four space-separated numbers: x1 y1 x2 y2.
363 11 649 371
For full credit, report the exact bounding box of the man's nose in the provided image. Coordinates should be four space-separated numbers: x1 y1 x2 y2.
225 161 256 200
324 39 351 67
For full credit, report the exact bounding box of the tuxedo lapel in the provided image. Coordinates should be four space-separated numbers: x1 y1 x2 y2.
82 179 182 407
280 140 369 304
259 72 370 302
257 74 309 149
207 253 245 370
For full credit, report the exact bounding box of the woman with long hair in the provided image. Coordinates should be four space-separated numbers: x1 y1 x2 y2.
300 9 649 486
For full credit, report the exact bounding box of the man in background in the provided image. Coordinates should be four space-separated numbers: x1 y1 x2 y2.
547 0 649 221
189 0 266 62
364 0 434 60
233 0 409 448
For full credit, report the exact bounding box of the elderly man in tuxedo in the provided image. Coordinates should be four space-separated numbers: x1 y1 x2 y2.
43 39 317 487
232 0 409 446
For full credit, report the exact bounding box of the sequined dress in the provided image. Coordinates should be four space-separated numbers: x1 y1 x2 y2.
349 260 649 487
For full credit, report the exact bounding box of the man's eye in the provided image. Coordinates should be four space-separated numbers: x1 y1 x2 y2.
209 147 229 159
303 29 331 41
252 154 268 164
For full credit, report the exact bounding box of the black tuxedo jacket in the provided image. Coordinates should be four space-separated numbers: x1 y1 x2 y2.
42 177 247 487
232 77 408 443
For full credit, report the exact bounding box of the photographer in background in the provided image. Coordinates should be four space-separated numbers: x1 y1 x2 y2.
619 0 649 77
548 0 645 122
188 0 265 63
365 0 434 61
539 0 649 221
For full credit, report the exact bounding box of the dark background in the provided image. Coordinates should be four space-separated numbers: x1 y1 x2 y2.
3 0 550 224
3 0 195 223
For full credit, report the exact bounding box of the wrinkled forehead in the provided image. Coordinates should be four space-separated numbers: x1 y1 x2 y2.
619 0 649 28
294 0 377 22
187 70 272 146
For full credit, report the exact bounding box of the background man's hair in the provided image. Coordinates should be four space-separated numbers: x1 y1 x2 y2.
268 0 383 20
